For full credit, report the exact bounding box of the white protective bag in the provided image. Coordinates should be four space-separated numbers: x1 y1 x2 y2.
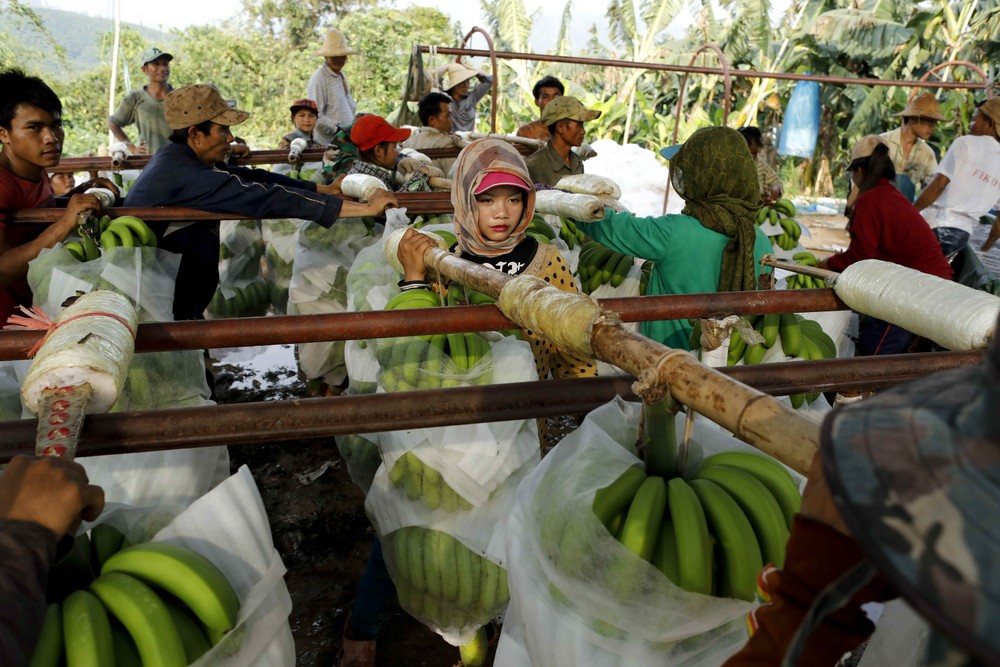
89 465 294 667
496 398 791 667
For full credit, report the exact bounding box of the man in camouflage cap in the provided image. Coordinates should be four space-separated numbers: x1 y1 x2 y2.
525 96 600 187
725 314 1000 666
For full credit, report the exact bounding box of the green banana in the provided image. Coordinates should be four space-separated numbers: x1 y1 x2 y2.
163 597 212 663
754 206 769 225
727 329 746 366
687 319 702 351
63 589 114 667
777 312 801 357
599 251 621 285
667 478 714 596
407 528 426 593
742 343 767 365
767 208 779 226
793 251 818 266
110 621 143 667
112 216 157 247
695 465 789 568
106 223 136 248
401 338 425 385
446 330 468 370
403 451 424 502
64 241 86 261
421 464 442 510
478 559 504 617
618 476 668 562
81 235 100 261
527 216 557 240
436 532 460 602
608 252 634 288
759 313 780 348
90 523 126 571
459 626 489 667
699 451 801 529
101 542 240 637
90 572 188 667
789 393 806 409
99 229 119 250
422 530 444 599
592 465 646 528
774 198 796 217
28 603 62 667
689 478 762 601
454 541 482 610
651 518 680 584
385 289 440 310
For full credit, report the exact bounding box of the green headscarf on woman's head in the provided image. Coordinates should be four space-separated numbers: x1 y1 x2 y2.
670 126 762 292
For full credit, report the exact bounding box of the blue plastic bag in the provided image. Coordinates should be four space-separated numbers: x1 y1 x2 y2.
778 80 821 158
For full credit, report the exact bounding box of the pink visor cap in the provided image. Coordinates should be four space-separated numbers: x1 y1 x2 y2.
474 172 531 195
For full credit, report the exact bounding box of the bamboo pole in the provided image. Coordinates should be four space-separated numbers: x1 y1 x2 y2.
401 238 820 473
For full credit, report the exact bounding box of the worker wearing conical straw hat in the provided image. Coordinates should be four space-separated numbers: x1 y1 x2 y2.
307 28 359 145
435 61 493 133
878 91 945 202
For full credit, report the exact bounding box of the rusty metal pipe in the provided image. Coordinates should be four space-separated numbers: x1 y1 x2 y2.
7 191 456 224
417 46 990 91
0 291 848 360
0 350 980 460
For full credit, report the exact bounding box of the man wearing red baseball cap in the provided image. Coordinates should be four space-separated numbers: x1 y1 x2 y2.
345 114 434 192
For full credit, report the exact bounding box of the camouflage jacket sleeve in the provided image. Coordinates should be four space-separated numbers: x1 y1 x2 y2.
722 516 895 667
0 519 58 665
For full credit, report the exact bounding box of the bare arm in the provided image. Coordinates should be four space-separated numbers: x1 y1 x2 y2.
913 173 950 211
338 189 399 218
0 194 100 289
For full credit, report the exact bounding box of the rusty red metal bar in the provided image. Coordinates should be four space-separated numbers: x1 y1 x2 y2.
0 291 847 360
5 191 456 224
0 350 981 459
419 46 991 91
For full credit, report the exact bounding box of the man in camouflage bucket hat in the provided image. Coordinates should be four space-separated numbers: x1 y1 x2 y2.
724 313 999 667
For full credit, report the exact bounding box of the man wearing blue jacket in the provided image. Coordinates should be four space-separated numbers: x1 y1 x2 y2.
125 83 396 320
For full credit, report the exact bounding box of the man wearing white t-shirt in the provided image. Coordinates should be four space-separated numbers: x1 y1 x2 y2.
915 99 1000 251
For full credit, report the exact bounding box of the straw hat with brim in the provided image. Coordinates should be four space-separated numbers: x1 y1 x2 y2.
440 63 481 92
979 98 1000 128
540 96 601 126
164 84 250 130
894 92 946 121
317 29 358 57
821 314 1000 665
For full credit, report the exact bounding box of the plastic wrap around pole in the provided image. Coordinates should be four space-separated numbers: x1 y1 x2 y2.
834 260 1000 351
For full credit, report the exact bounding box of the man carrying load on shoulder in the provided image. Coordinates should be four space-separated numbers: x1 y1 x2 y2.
0 68 113 324
525 96 601 187
915 98 1000 255
124 83 397 321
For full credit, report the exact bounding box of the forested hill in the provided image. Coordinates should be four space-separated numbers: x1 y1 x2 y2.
10 7 171 79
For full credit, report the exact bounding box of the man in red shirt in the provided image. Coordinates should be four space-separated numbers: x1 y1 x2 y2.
0 68 107 324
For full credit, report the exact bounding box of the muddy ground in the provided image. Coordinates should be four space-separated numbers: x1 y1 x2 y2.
211 213 851 666
214 365 479 667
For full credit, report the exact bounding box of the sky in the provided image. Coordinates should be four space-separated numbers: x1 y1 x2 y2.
28 0 613 51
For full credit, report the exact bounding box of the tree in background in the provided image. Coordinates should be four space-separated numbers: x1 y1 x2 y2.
240 0 380 49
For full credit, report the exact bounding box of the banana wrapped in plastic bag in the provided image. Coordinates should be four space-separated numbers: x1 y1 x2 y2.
341 173 390 201
495 398 806 667
555 174 622 200
533 190 605 222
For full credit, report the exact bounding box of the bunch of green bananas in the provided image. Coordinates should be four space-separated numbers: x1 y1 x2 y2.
785 252 828 289
206 282 271 319
754 199 802 252
577 241 635 293
725 313 837 407
377 289 493 392
558 217 587 249
64 216 158 262
525 215 557 245
33 524 241 667
587 402 801 602
389 450 474 511
385 526 508 645
411 214 455 230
